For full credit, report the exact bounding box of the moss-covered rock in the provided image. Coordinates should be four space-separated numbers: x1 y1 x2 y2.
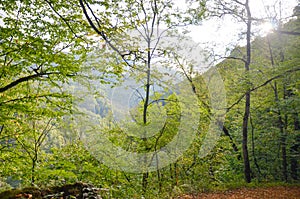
0 182 101 199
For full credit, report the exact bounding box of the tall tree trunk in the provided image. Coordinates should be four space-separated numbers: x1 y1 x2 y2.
243 91 251 183
267 29 288 182
267 26 289 182
282 90 288 182
281 131 288 182
142 35 152 195
242 0 252 183
277 3 288 182
272 81 288 182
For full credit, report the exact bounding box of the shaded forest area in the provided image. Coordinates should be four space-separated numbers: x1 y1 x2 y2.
0 0 299 198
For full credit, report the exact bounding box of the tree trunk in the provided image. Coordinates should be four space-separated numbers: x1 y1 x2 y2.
290 135 299 181
281 83 289 183
142 172 149 193
250 114 261 177
281 133 288 182
31 158 37 186
242 91 251 183
141 35 152 195
174 161 178 186
242 0 252 183
273 82 288 182
267 26 289 182
293 113 300 131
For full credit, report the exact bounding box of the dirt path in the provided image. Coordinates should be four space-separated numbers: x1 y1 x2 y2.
178 186 300 199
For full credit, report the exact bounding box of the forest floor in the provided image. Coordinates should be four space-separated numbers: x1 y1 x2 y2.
178 186 300 199
1 184 299 198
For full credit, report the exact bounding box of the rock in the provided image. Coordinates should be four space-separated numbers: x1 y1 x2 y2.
0 182 103 199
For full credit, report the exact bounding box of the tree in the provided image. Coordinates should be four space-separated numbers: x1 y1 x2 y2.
215 2 300 182
79 0 206 194
0 0 124 188
0 0 89 145
208 0 253 183
251 2 300 181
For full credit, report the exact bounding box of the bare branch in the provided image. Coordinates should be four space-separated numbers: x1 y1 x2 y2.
227 67 300 111
276 30 300 36
37 119 54 148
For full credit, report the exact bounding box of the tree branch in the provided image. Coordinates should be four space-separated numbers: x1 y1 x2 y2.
0 93 68 105
0 72 61 93
44 0 87 42
227 67 300 111
79 0 133 67
276 30 300 36
221 56 247 64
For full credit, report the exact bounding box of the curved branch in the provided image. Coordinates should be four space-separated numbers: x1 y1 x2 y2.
227 67 300 111
0 72 62 93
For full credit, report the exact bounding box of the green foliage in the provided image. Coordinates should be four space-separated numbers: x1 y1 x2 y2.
0 1 299 199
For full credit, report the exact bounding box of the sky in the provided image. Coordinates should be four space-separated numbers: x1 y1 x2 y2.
183 0 298 56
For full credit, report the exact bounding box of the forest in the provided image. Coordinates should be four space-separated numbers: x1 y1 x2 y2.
0 0 299 198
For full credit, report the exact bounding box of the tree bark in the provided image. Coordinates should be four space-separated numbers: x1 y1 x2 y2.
249 114 261 176
242 91 251 183
290 135 299 181
242 0 252 183
31 159 36 186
